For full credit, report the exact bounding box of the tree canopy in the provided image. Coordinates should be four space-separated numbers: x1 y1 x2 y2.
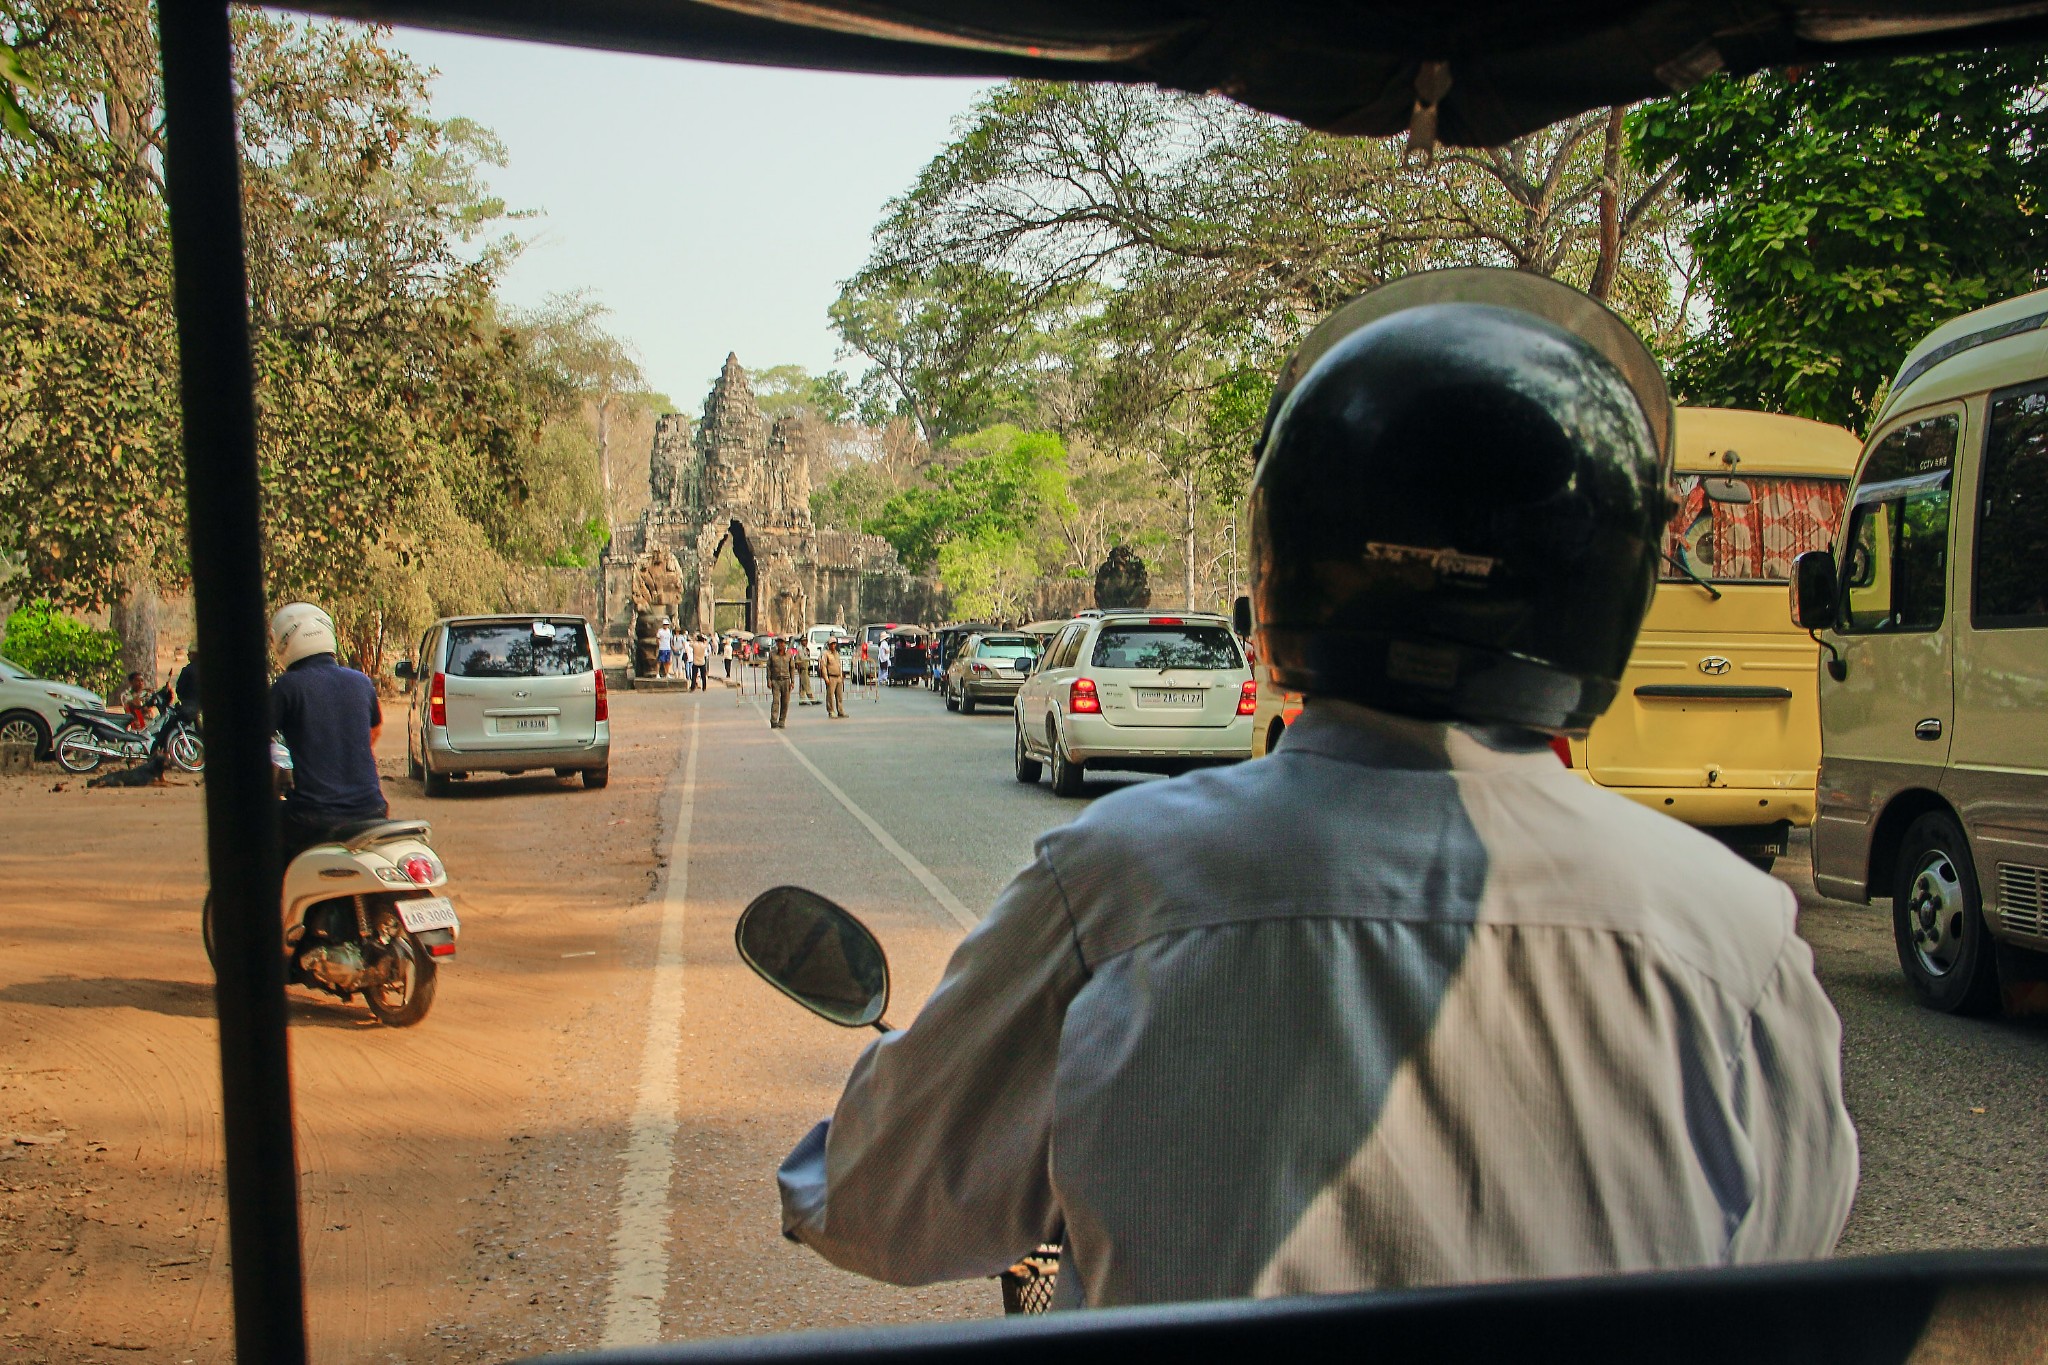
1632 51 2048 427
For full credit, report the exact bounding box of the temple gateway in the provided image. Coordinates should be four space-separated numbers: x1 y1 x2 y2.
603 355 944 668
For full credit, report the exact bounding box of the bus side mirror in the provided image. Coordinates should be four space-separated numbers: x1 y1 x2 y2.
1790 551 1838 631
1232 595 1254 637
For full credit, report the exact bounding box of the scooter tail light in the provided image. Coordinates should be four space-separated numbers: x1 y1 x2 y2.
427 942 456 957
1237 679 1259 715
594 668 609 723
1069 678 1101 714
401 853 437 885
429 672 446 728
1550 734 1574 767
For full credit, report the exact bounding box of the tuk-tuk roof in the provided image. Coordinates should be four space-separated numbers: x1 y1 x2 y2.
289 0 2048 148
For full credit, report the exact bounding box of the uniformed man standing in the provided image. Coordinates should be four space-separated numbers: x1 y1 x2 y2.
765 638 796 728
820 637 847 718
795 641 819 707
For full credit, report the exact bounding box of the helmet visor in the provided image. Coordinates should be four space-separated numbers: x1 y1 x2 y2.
1259 267 1672 470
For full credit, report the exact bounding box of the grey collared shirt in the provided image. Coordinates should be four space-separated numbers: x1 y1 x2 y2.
779 701 1858 1307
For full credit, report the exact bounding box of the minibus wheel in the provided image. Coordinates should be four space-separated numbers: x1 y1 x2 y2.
1892 812 2000 1016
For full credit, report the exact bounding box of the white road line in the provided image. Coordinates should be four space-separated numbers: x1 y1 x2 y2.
755 699 980 932
600 700 702 1347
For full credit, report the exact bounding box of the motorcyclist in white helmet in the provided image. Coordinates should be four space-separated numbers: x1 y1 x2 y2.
269 603 387 862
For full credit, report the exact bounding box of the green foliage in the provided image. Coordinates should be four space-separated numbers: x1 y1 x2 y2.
864 425 1074 571
1632 52 2048 427
754 364 858 422
0 7 629 672
936 528 1038 622
0 598 120 693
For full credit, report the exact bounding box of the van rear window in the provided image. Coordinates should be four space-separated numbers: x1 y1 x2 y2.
446 621 593 678
1663 475 1848 584
1091 625 1242 670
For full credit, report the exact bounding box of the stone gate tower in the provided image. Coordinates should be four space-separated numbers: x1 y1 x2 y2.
606 354 940 664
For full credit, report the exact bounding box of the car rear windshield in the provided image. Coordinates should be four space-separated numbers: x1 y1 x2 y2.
1091 624 1241 670
1663 475 1849 584
446 621 593 678
975 638 1038 659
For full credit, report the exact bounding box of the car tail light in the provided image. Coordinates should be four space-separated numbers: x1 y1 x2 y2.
594 669 609 723
1550 735 1573 766
1149 617 1183 625
1068 678 1101 714
429 673 446 728
401 854 438 884
1237 679 1258 715
972 662 990 675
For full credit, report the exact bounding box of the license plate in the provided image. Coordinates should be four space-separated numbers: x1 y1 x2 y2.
497 716 550 733
398 896 459 933
1136 689 1204 707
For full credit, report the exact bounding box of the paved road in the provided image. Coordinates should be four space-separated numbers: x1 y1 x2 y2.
6 676 2044 1362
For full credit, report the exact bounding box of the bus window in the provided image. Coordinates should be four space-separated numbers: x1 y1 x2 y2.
1839 413 1957 633
1975 381 2048 628
1662 474 1846 583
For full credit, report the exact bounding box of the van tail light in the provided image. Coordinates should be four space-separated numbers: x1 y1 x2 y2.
1069 678 1101 714
1237 679 1259 715
594 669 609 723
1549 735 1573 767
1149 617 1183 625
429 673 446 728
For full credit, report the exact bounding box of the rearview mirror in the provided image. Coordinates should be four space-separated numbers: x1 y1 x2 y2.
1790 550 1839 631
1703 477 1753 504
736 886 890 1030
1232 595 1254 637
393 660 415 682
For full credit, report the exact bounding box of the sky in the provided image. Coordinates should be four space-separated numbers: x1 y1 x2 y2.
388 26 993 412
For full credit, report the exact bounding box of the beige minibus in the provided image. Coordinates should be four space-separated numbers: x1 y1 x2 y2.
1792 286 2048 1014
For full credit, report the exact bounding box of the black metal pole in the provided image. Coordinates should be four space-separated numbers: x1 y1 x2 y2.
156 1 309 1360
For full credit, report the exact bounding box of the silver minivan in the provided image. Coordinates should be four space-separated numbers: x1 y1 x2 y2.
399 615 609 795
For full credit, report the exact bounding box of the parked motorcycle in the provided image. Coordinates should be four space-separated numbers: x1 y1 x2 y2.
201 741 457 1027
53 683 203 774
736 885 1061 1313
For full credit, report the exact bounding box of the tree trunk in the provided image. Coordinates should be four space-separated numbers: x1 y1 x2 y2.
1182 473 1198 612
597 392 616 532
109 571 159 683
1589 107 1625 303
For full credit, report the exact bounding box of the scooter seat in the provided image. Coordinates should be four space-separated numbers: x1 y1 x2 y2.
325 818 432 849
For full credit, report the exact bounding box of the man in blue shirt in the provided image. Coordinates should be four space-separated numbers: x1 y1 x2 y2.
269 602 387 863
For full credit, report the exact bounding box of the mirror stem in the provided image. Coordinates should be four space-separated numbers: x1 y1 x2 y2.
872 1018 892 1034
1810 629 1847 681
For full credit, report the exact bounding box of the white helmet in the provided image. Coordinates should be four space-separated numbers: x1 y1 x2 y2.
270 602 338 668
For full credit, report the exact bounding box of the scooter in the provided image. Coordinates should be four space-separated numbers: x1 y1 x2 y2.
736 885 1061 1313
53 683 204 774
201 740 458 1027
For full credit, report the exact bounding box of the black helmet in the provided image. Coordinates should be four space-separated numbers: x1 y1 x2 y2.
1248 268 1672 734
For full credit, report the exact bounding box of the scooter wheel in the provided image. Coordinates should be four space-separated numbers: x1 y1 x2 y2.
365 931 437 1027
54 727 102 773
168 728 205 773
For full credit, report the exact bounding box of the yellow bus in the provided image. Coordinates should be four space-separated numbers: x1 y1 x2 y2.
1558 407 1861 868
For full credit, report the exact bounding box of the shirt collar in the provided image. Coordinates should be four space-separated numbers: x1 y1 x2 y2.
1272 698 1563 775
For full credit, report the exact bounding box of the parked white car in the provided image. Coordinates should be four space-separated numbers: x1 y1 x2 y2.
0 654 104 759
805 623 849 673
1013 611 1255 796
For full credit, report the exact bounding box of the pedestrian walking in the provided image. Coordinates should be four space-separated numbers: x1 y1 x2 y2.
691 632 710 691
656 618 674 679
820 637 847 718
766 638 797 728
721 635 735 682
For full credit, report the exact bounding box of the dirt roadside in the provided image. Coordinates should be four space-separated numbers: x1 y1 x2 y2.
0 694 676 1363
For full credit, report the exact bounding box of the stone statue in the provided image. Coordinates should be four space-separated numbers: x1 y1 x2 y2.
1095 545 1151 610
629 543 686 676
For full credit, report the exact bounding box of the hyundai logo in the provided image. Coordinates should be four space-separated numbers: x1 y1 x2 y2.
1698 656 1733 676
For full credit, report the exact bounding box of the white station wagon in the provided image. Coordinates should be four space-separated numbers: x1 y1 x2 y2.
1013 610 1255 796
399 615 609 795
